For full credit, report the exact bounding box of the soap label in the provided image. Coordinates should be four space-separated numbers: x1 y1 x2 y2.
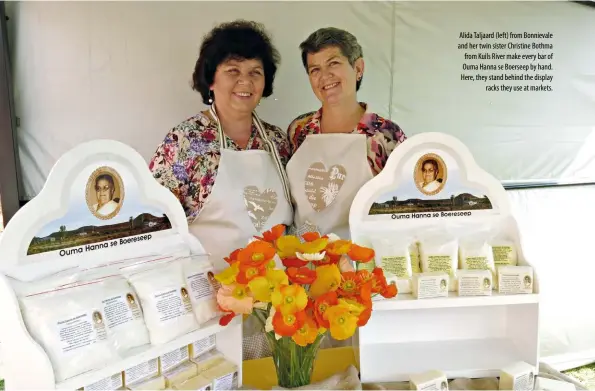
153 287 193 324
187 271 215 302
192 335 217 358
102 293 142 330
462 256 489 270
498 268 533 295
124 358 159 385
416 276 448 299
83 373 123 391
56 311 107 355
493 246 515 265
381 256 408 278
161 346 190 372
426 255 454 276
213 371 238 390
458 274 492 296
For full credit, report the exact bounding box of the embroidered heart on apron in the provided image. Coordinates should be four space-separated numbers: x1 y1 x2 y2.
304 162 347 212
243 186 278 232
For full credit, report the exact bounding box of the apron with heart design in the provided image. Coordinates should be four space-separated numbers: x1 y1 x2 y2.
286 133 373 240
286 132 374 349
189 105 292 360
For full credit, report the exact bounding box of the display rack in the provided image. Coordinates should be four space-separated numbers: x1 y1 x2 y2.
0 140 242 390
349 132 540 383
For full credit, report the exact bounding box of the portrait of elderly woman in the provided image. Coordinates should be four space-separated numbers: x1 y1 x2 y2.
415 154 446 195
86 167 124 219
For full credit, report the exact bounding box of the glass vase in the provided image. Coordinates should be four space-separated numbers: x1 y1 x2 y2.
266 333 324 388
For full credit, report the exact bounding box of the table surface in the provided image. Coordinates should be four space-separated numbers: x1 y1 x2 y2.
242 347 359 390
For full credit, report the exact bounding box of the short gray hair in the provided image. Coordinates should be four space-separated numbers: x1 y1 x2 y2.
299 27 364 90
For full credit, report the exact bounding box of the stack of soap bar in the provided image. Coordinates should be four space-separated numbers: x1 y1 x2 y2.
191 350 225 372
409 369 449 390
498 266 533 295
412 272 449 299
499 361 535 390
202 361 239 390
123 358 159 388
126 374 166 391
535 377 576 391
163 361 199 387
457 269 492 296
171 375 212 391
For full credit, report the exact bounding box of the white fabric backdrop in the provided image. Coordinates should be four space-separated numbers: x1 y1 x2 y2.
6 0 595 368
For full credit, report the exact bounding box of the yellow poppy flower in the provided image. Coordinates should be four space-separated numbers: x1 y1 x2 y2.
325 305 358 340
271 284 308 315
214 262 239 285
248 269 289 302
309 264 341 299
276 235 302 258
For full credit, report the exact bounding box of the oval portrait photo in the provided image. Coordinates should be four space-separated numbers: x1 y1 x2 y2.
414 153 447 196
85 166 125 220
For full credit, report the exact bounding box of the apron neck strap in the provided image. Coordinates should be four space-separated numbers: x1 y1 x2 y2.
209 104 293 208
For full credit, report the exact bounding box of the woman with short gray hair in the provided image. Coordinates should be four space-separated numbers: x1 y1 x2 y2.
285 27 407 239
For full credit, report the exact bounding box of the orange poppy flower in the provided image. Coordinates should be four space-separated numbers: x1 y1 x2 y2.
219 311 236 326
287 267 317 285
356 283 373 326
254 224 286 243
235 263 267 284
314 291 339 328
292 315 319 346
281 257 309 268
224 248 241 265
237 241 276 268
273 309 306 337
338 271 361 297
349 244 375 263
381 281 398 298
302 232 321 242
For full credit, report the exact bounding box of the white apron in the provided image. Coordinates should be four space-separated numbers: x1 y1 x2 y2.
286 132 374 348
189 105 292 360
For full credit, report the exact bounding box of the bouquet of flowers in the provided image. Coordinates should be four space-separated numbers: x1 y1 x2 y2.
212 224 398 388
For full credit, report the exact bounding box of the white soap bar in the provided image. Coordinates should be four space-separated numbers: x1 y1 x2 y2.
124 358 159 386
202 362 239 390
164 361 199 387
412 272 449 299
171 374 212 390
190 334 217 358
499 361 535 390
409 369 448 390
83 373 123 390
191 350 225 372
160 346 190 372
535 376 576 391
498 266 533 294
457 269 492 296
126 374 166 390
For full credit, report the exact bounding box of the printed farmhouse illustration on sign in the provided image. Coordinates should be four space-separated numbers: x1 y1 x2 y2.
368 152 493 216
27 165 172 256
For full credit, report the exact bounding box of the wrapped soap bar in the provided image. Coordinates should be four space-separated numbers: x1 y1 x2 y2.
409 369 449 390
171 374 212 390
160 346 190 373
412 272 449 299
83 373 123 391
189 334 217 358
123 358 159 387
371 237 413 280
457 269 492 296
498 266 533 295
126 374 166 390
410 242 421 273
202 361 239 390
191 350 225 372
499 361 535 390
163 361 199 387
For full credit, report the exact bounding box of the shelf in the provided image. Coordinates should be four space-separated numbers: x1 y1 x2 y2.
57 316 240 390
372 292 539 311
359 338 521 382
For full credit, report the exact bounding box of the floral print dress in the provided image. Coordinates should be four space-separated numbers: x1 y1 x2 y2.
286 102 407 175
149 110 291 223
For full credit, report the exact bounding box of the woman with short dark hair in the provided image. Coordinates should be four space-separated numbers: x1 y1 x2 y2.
286 27 407 239
149 20 292 360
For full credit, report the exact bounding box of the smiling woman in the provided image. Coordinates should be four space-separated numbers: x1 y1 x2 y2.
149 20 293 361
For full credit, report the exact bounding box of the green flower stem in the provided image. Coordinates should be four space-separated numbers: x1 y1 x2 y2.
266 333 324 388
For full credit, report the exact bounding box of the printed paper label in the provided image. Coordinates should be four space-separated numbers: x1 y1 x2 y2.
493 246 514 265
57 311 107 355
102 293 142 329
124 358 159 385
187 272 214 302
463 256 489 270
160 346 190 372
381 255 408 278
213 371 238 390
153 286 192 324
426 255 454 276
458 275 491 296
192 335 217 358
83 373 123 391
418 277 448 299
